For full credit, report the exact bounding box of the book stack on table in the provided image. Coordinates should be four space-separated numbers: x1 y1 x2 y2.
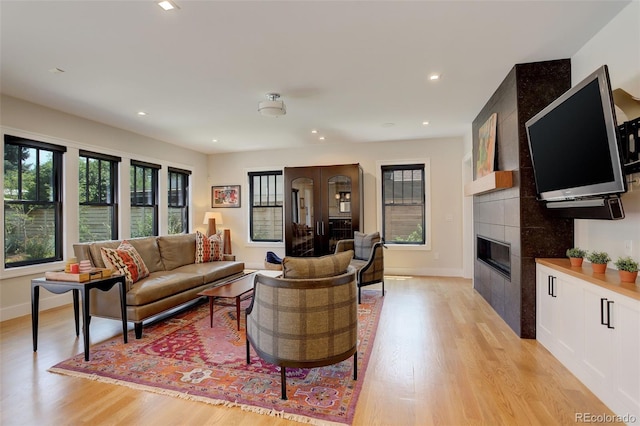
45 268 114 282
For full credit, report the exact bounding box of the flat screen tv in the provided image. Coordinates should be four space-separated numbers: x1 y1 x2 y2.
525 65 627 203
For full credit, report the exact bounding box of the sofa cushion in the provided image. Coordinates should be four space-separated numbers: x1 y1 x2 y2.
126 271 204 306
101 241 150 288
175 261 244 284
354 231 380 260
283 250 353 279
195 231 224 263
157 233 197 270
125 237 164 273
89 240 121 268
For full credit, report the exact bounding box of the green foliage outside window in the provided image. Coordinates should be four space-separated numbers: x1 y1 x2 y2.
4 140 60 266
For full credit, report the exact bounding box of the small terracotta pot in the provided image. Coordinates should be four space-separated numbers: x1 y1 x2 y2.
591 263 607 274
569 257 583 267
619 270 638 283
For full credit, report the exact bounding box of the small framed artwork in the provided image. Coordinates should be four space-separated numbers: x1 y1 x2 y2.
211 185 241 208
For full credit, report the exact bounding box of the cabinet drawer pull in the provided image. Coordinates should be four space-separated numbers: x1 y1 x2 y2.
606 300 615 329
600 298 607 326
549 275 558 297
548 276 553 296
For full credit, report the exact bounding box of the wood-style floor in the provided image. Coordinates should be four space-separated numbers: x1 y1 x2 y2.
1 276 614 425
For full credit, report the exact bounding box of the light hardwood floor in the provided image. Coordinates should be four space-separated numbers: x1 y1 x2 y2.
1 276 614 425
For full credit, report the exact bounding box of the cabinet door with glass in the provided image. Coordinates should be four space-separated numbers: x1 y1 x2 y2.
284 164 362 256
285 167 321 257
324 165 361 254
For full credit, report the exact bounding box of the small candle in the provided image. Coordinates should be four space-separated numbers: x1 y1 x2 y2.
70 263 79 273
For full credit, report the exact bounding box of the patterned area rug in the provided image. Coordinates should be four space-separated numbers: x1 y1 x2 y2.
50 290 383 425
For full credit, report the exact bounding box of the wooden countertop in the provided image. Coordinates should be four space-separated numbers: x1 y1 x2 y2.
536 258 640 302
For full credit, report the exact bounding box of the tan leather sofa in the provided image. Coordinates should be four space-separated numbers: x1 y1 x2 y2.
74 233 244 338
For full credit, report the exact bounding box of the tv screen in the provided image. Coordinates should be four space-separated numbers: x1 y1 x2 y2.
526 65 626 202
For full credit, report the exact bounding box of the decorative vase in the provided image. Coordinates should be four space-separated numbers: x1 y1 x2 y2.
619 270 638 283
569 257 583 267
591 263 607 274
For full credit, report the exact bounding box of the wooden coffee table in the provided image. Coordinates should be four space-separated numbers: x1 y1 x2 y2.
198 274 256 330
198 270 282 330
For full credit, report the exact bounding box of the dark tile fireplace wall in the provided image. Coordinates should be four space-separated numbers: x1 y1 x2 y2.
472 60 574 338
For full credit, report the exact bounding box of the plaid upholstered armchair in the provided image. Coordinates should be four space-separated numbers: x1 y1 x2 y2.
246 251 358 400
335 231 385 304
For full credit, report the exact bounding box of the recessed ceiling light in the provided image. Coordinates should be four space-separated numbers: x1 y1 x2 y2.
422 121 430 126
429 74 440 81
158 1 179 11
311 130 318 134
137 111 148 116
319 136 325 141
212 139 218 143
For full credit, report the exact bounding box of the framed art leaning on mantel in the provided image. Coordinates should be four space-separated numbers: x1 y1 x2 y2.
211 185 241 208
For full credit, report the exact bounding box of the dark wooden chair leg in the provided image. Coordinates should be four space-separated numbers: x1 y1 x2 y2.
134 322 143 339
246 338 250 364
281 367 287 400
353 351 358 380
358 286 361 304
382 279 385 296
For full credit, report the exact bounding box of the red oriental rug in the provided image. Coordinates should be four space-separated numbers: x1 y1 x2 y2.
50 290 383 425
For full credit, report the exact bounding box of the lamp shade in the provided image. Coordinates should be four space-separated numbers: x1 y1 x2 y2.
203 212 223 225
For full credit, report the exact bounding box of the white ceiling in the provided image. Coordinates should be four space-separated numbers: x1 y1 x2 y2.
0 1 631 154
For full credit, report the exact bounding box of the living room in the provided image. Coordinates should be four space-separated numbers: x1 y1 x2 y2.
1 1 639 424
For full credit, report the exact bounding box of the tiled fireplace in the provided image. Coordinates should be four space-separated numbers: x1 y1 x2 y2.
477 236 511 280
472 60 574 338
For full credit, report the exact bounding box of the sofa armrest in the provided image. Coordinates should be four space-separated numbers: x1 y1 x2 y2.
335 239 355 254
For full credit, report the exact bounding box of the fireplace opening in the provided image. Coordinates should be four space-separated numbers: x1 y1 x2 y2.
477 236 511 279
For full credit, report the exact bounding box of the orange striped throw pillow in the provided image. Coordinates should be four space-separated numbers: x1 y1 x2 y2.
101 241 150 287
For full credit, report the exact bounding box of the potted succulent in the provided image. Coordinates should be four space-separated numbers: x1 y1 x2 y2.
614 256 639 283
566 247 586 267
586 251 611 274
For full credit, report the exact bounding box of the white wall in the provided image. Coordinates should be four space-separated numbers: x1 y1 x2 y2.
207 137 465 276
571 1 640 264
0 95 210 321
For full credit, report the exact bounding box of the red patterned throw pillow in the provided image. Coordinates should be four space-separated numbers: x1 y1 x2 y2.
195 231 224 263
101 241 150 287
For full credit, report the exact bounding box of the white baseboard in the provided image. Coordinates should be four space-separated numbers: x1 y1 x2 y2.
0 293 72 322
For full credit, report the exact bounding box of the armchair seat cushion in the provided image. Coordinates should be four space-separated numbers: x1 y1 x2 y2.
349 258 368 271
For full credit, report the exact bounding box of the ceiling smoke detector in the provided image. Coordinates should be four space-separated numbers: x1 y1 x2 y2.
258 93 286 117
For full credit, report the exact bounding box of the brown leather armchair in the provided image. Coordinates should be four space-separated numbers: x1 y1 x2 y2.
246 264 358 400
335 232 385 303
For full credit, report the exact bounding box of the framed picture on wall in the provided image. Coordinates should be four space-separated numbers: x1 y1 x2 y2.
476 112 497 178
211 185 241 208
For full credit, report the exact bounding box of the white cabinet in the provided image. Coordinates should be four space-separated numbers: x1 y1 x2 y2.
582 283 640 420
536 260 640 422
536 265 584 366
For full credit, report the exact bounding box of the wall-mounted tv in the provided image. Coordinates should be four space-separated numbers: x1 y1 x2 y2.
525 65 627 205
